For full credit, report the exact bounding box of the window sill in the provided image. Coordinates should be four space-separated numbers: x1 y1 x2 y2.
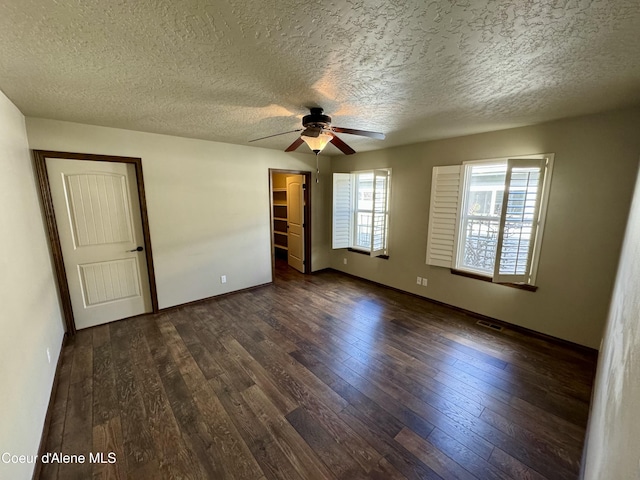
450 269 538 292
347 248 389 260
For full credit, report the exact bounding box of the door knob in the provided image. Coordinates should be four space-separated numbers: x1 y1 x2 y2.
128 246 144 252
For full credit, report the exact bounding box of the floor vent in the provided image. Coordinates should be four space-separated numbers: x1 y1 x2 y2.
476 320 504 332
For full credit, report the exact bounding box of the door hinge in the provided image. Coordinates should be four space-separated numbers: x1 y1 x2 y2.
302 184 307 190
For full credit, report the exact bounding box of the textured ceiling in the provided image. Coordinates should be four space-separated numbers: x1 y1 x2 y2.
1 0 639 154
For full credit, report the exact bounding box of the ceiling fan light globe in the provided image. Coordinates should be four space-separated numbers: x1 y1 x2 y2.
301 131 333 153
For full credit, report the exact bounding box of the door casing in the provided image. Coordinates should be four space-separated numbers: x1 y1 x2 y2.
269 169 312 276
33 150 159 335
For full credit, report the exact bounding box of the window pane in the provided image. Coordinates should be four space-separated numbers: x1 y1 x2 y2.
355 211 372 248
467 190 492 215
356 173 373 211
460 163 506 274
462 218 501 273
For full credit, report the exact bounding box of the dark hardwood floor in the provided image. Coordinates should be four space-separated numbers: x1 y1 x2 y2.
38 261 597 480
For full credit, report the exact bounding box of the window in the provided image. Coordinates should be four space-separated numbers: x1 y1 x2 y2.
426 155 553 285
333 169 391 256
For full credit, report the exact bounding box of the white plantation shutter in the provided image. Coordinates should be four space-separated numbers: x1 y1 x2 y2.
493 158 546 283
332 173 352 249
426 165 462 267
370 169 390 257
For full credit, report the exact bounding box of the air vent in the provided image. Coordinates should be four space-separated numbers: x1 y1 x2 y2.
476 320 504 332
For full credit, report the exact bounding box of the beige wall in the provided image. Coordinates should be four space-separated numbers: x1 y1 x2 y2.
5 103 640 478
329 108 640 348
0 93 65 479
582 161 640 478
25 118 331 309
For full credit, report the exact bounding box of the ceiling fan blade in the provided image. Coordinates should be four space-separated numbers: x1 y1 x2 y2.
330 135 356 155
285 137 304 152
332 126 385 140
249 129 302 142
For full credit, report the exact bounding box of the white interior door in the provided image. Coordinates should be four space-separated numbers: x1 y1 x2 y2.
286 175 305 273
46 157 152 329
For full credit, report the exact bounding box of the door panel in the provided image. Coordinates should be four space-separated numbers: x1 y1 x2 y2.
79 258 141 306
46 158 152 329
286 175 305 273
65 173 134 246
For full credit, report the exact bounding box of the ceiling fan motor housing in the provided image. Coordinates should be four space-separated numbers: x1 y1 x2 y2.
303 108 331 129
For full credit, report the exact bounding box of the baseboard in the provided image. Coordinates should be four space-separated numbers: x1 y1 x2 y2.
322 268 598 356
32 333 68 480
158 281 273 313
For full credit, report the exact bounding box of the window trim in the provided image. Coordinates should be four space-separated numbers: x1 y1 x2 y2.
333 168 391 257
427 153 554 286
450 268 538 291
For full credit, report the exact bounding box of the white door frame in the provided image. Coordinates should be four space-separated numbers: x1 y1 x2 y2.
34 150 159 335
269 169 312 275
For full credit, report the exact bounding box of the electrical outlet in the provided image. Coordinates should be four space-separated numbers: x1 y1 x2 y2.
46 348 51 364
422 278 428 287
343 258 347 265
220 275 227 284
416 276 422 285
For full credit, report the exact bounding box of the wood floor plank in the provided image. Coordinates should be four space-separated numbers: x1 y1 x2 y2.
489 447 548 480
340 355 495 460
128 320 209 479
37 260 597 480
375 457 412 480
58 333 93 480
220 335 298 415
426 428 513 480
429 396 577 479
241 384 337 480
395 427 478 480
231 325 349 415
210 376 307 480
289 349 405 439
92 324 111 349
39 336 75 480
109 320 161 479
92 416 127 480
190 311 256 392
287 380 383 474
346 349 485 418
508 396 586 443
480 407 582 472
338 405 443 480
172 319 226 379
157 315 264 480
246 312 299 353
286 406 370 480
92 341 118 427
263 304 354 363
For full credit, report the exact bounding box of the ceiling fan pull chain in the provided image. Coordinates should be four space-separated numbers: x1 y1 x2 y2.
315 152 320 183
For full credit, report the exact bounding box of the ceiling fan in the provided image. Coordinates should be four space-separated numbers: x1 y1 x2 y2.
249 107 385 155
